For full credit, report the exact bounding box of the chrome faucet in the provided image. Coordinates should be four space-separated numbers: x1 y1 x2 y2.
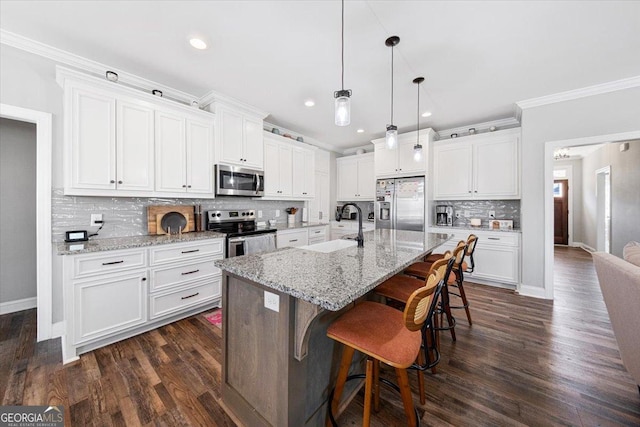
336 203 364 247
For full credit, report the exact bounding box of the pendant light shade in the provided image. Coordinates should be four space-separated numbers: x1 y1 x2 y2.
334 0 352 126
385 36 400 148
413 77 425 162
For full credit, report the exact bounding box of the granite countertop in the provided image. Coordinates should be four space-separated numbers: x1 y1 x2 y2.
429 224 521 233
57 230 226 255
215 229 451 311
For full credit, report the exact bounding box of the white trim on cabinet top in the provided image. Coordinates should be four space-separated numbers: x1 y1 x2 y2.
436 118 520 140
1 29 200 105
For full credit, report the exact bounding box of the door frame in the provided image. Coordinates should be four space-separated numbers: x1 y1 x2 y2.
543 130 640 299
595 165 612 253
0 103 53 342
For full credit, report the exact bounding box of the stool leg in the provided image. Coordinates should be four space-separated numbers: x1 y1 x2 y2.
433 311 441 359
363 358 373 427
416 352 426 405
396 368 417 427
373 359 380 412
442 284 457 341
457 278 472 325
327 345 355 427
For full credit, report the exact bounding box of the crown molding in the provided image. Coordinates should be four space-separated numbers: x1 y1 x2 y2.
516 75 640 110
342 144 373 155
436 117 520 140
200 90 268 119
1 29 201 104
263 121 341 153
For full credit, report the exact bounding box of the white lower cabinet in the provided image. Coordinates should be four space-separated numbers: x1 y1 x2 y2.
330 221 375 241
307 225 329 245
63 238 224 362
277 229 309 248
428 227 520 287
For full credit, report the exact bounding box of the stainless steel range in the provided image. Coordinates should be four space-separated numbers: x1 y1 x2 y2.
206 210 276 257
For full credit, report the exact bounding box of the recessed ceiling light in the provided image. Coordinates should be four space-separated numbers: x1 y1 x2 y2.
189 38 207 50
357 129 364 133
304 100 315 107
421 111 432 117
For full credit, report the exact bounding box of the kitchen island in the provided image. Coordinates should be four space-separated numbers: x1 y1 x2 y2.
214 229 450 427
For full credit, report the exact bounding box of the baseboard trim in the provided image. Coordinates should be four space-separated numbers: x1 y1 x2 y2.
517 285 549 299
0 296 37 315
574 242 596 252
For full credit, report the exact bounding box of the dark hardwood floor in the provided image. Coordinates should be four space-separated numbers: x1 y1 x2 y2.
1 246 639 426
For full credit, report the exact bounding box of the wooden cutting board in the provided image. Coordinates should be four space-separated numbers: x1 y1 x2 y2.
147 205 196 234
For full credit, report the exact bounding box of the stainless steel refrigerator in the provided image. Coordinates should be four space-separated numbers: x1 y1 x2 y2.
375 177 425 231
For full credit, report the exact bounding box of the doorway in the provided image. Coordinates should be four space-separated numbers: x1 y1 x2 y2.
0 104 53 342
553 180 569 245
595 166 611 253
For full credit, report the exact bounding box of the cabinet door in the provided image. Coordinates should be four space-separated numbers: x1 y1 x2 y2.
155 110 186 193
474 136 519 198
278 144 293 196
219 109 244 166
433 143 473 199
243 117 264 169
116 100 154 191
374 143 397 176
471 245 519 284
336 158 358 201
70 87 116 190
310 171 329 222
263 139 281 196
186 118 214 193
73 272 147 344
356 155 375 200
397 139 426 175
291 147 306 197
303 149 316 197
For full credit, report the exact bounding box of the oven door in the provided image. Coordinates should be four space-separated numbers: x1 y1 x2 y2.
215 164 264 197
227 233 276 257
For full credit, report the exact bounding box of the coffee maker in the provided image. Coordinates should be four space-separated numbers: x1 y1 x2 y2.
435 205 454 226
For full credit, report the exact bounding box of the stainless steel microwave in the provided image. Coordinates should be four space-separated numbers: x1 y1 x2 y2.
215 164 264 197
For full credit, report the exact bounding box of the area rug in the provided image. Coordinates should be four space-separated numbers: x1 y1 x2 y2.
204 309 222 328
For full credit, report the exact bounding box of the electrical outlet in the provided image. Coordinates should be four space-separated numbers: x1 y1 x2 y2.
90 213 103 227
489 210 496 218
275 209 280 217
464 210 470 217
264 291 280 312
455 212 461 219
258 210 263 218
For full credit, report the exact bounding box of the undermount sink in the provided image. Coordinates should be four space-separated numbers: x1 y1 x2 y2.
299 239 357 253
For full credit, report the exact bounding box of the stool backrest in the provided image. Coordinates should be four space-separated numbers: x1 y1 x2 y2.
403 270 441 332
452 243 467 270
465 234 478 271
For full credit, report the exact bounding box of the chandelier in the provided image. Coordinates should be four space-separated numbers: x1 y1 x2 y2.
554 148 570 160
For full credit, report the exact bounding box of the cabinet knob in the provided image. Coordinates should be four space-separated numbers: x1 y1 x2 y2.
468 190 472 193
187 185 192 188
110 180 115 184
118 180 123 184
474 190 478 193
182 184 187 188
141 277 147 281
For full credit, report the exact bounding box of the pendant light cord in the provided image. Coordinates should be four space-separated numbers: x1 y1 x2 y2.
390 45 394 125
341 0 344 90
416 80 420 137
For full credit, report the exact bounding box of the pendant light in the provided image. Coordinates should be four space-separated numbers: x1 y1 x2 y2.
334 0 351 126
385 36 400 148
413 77 424 162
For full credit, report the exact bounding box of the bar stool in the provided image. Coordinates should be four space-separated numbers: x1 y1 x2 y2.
373 254 456 375
326 270 442 427
404 242 467 338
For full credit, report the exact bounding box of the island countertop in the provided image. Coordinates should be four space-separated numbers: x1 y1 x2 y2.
214 229 450 311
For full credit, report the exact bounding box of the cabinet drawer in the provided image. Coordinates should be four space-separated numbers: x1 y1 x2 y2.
277 230 309 248
73 249 146 279
308 226 327 238
150 259 220 292
149 240 224 266
478 233 519 247
149 278 221 320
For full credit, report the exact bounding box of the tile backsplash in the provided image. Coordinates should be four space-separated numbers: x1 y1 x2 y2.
432 200 520 228
51 188 304 242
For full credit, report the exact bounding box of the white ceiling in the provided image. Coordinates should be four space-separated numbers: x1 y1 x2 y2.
1 1 639 149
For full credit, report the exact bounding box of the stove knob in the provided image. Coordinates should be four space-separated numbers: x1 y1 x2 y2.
216 213 221 217
249 211 254 216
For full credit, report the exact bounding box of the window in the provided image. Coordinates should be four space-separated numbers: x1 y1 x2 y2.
553 182 563 198
554 169 567 178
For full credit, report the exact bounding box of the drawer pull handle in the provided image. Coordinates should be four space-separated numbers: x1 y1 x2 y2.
181 249 200 254
488 237 500 240
102 260 124 266
289 239 298 242
181 269 200 275
181 292 200 300
314 231 321 234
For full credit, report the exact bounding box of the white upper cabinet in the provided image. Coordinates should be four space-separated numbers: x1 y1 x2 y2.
59 67 216 198
432 128 520 200
116 99 155 191
69 86 117 191
215 105 264 170
155 110 214 196
292 146 315 198
372 129 434 178
263 133 315 200
336 152 375 201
